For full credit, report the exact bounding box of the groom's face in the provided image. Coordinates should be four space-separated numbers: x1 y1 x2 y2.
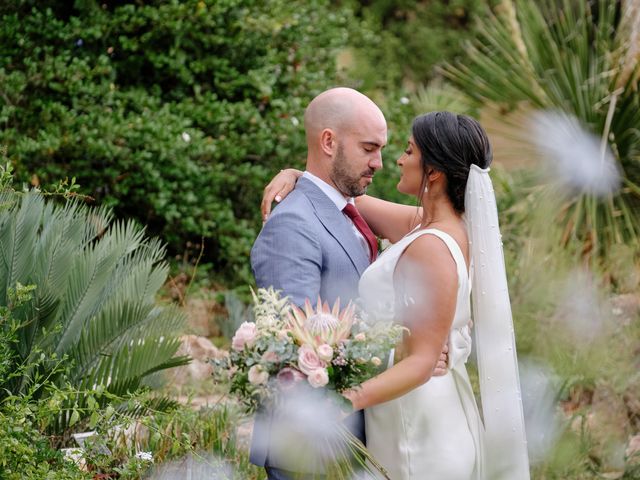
330 122 387 198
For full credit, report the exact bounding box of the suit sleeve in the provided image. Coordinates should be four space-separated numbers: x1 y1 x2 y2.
251 209 322 307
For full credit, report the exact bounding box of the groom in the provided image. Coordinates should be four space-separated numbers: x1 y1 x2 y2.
250 87 386 479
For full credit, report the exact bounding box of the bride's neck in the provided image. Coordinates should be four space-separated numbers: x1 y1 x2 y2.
420 194 458 228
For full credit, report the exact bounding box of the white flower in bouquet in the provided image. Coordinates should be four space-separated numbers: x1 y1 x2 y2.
252 287 292 330
231 321 257 351
317 344 334 362
248 364 269 385
277 329 291 341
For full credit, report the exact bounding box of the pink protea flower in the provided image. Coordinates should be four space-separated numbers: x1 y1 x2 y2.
287 297 356 347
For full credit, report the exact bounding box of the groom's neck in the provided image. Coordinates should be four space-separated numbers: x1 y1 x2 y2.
305 162 345 198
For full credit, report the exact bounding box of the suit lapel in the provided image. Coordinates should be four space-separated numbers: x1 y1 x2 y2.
296 178 370 277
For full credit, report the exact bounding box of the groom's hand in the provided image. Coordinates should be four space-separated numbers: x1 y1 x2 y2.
432 342 449 377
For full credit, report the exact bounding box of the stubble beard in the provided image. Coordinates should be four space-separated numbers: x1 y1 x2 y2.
330 144 371 198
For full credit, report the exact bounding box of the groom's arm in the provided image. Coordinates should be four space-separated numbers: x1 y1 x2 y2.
251 209 322 307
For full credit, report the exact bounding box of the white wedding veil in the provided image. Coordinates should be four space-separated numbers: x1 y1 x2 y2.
465 164 530 479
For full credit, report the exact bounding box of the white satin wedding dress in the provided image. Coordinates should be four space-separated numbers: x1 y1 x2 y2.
358 227 485 480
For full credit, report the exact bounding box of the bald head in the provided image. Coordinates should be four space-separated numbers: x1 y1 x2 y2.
302 87 387 197
304 88 385 146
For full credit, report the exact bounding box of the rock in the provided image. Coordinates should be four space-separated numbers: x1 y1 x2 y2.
610 294 640 327
626 434 640 463
170 335 227 385
145 453 232 479
109 421 149 451
586 385 630 468
184 297 221 337
600 471 624 479
165 272 189 302
236 420 254 451
175 394 225 409
624 380 640 431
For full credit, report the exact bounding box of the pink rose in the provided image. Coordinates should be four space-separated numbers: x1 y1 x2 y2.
248 364 269 385
354 332 366 342
261 350 280 363
231 322 257 351
307 368 329 388
316 344 333 362
297 344 326 375
276 367 306 390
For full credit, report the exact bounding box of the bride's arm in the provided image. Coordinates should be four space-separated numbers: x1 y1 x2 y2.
355 195 422 243
260 169 423 242
261 168 303 221
343 235 456 410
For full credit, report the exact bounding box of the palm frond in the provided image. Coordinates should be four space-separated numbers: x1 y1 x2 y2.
0 190 187 436
443 0 640 270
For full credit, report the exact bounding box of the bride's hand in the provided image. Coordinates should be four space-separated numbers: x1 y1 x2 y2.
340 389 359 417
432 342 449 376
261 168 303 220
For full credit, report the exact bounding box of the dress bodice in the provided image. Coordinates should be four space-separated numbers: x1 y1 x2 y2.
359 227 474 372
359 227 471 330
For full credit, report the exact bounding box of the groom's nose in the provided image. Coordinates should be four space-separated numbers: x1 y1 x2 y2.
370 152 383 171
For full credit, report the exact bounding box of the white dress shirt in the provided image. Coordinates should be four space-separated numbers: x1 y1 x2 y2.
302 171 370 258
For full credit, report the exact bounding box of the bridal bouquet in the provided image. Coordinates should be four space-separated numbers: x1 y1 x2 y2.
213 287 404 414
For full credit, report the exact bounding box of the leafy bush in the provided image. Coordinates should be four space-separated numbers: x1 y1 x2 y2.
0 0 360 285
0 284 89 480
0 179 188 433
343 0 495 90
0 289 254 478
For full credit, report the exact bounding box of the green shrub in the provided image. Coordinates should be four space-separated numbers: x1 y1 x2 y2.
0 284 90 480
343 0 495 90
0 181 188 433
0 0 360 285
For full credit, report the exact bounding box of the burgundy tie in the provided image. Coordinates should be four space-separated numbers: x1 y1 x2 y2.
343 203 378 262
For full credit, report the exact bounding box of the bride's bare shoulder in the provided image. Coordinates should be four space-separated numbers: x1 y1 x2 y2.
403 223 469 268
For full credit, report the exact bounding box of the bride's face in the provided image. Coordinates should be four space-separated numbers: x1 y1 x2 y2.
396 136 425 196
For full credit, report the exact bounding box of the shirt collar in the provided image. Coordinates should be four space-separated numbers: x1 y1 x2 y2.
302 171 355 210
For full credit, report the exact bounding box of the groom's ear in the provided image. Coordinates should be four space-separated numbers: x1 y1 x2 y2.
320 128 336 156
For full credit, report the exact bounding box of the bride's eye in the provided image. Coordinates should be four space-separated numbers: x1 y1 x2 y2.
404 149 412 155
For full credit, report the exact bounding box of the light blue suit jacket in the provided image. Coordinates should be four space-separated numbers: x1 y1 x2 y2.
249 177 369 469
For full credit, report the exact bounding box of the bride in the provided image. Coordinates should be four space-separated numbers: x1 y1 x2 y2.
263 111 530 479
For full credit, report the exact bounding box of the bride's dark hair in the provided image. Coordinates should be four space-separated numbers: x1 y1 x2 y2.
412 111 492 213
